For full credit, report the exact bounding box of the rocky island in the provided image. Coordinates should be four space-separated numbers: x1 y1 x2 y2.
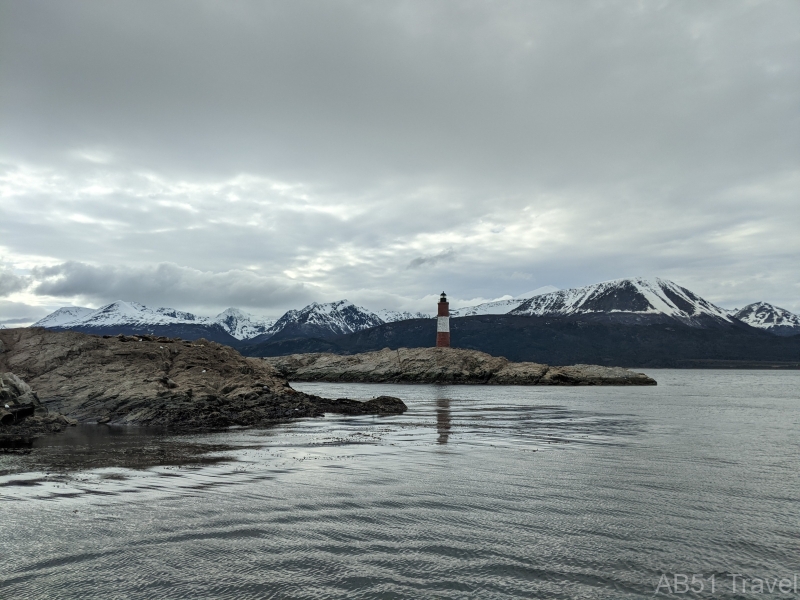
263 347 657 385
0 328 406 439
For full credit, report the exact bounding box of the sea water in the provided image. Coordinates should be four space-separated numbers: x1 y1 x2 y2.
1 370 798 598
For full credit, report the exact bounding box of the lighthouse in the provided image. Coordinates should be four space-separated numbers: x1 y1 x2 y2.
436 291 450 347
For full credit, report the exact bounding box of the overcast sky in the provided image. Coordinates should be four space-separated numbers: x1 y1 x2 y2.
1 0 798 324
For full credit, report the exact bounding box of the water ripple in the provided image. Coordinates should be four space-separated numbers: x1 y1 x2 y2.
2 372 800 598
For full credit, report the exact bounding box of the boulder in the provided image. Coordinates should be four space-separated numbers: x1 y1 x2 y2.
1 372 40 407
0 371 76 440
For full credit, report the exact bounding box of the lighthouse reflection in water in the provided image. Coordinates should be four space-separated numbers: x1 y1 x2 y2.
436 392 452 444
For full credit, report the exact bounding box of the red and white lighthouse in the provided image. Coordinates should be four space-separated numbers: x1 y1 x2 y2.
436 291 450 347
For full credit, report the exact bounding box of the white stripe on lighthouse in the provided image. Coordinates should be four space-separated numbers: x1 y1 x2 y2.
437 316 450 332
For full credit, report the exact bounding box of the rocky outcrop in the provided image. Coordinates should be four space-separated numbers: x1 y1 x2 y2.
1 372 41 418
263 347 657 385
1 372 78 441
0 328 406 431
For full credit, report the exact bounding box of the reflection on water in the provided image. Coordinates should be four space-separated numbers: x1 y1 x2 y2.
436 395 451 444
1 386 642 481
1 425 254 475
2 372 800 600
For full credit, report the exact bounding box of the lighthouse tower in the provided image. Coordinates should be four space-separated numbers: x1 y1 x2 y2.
436 291 450 348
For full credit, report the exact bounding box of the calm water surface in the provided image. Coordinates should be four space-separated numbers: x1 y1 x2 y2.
1 370 799 598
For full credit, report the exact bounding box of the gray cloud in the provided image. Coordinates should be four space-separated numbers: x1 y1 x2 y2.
0 268 28 296
407 248 456 270
0 317 36 325
31 262 314 315
3 1 797 188
0 0 798 317
0 300 49 325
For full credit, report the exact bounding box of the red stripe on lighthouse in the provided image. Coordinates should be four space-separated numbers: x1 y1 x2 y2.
436 292 450 348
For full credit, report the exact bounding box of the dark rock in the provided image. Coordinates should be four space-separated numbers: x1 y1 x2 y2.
159 377 179 389
362 396 407 414
0 371 76 441
310 395 407 415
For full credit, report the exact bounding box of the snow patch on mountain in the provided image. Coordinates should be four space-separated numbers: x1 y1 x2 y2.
375 309 432 322
515 285 560 299
450 286 560 317
731 302 800 336
205 308 275 340
32 306 95 328
510 277 733 325
450 298 521 317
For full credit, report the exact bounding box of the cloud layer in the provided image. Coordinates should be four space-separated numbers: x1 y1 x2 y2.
31 262 313 311
1 0 798 321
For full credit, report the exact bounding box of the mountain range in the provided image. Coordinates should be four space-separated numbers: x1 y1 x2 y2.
28 292 513 337
248 300 385 343
31 299 428 343
236 278 800 367
28 277 800 366
34 301 275 343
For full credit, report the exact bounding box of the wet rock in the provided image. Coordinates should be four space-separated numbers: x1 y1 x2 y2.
264 347 656 386
311 395 407 415
1 371 76 441
0 328 409 431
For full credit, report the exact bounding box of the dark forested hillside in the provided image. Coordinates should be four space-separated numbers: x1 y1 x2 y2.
239 315 800 368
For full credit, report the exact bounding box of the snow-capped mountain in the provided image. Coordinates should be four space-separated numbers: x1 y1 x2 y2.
260 300 385 342
205 308 275 340
33 301 276 340
375 309 431 323
509 277 734 326
731 302 800 336
32 299 404 343
33 301 201 328
450 286 559 317
31 306 96 328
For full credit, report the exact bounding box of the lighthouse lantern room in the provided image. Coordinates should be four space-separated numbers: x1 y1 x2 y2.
436 291 450 348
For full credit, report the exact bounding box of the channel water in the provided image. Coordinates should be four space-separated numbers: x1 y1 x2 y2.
1 370 798 598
